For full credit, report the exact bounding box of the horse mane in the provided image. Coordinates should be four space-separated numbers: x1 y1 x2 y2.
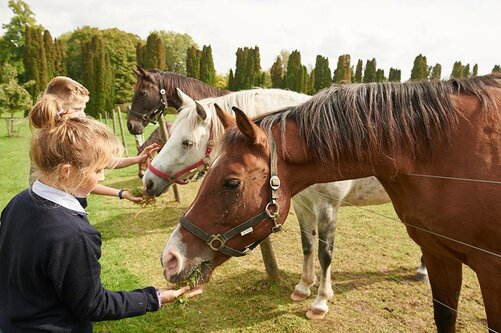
175 89 310 145
139 69 230 109
227 74 501 164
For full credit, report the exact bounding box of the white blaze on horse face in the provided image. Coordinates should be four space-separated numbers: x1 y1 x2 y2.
143 99 213 196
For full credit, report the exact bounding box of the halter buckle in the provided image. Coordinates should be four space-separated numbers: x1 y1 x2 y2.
207 234 226 251
270 175 280 190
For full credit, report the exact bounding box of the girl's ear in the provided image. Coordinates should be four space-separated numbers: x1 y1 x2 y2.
59 163 73 180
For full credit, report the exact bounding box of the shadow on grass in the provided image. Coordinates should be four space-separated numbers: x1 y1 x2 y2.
94 265 422 333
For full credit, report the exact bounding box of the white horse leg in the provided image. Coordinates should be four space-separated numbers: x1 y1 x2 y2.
291 202 317 302
416 254 429 282
306 205 336 320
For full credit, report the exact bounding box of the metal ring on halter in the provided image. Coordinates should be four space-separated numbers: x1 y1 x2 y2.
265 202 279 218
160 88 166 95
269 175 280 190
206 234 226 251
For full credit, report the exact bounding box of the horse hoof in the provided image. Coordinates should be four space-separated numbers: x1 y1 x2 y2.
415 272 429 283
306 307 327 320
291 290 310 302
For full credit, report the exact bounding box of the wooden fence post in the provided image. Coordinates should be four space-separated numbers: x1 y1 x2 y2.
158 115 181 203
116 107 128 156
111 110 117 135
260 238 280 280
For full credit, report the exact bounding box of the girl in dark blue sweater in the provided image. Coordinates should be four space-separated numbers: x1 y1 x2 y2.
0 100 190 332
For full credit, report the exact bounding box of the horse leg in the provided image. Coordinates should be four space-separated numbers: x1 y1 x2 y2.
306 205 336 320
291 202 317 302
416 254 429 282
471 259 501 332
422 249 462 333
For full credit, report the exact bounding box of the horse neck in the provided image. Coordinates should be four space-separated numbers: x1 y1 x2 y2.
274 119 401 196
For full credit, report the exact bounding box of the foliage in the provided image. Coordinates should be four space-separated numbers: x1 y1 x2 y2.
353 59 363 83
200 45 216 86
285 50 308 93
81 35 114 118
186 46 201 80
0 0 40 77
375 69 386 82
451 61 475 78
144 32 166 70
313 55 331 92
333 54 351 84
410 54 428 81
232 46 263 90
493 65 501 73
152 30 198 75
270 56 284 88
363 58 377 83
429 64 441 80
23 26 48 99
0 63 32 117
388 67 401 82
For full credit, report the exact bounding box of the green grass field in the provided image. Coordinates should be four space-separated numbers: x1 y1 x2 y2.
0 114 487 332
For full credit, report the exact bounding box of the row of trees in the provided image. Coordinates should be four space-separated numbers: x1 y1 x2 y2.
1 0 500 117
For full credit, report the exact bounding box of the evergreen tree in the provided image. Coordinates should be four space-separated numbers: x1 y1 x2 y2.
152 30 198 74
410 54 428 81
451 61 463 78
270 56 284 88
388 68 401 82
23 26 48 99
233 47 246 90
200 45 216 86
354 59 363 83
186 46 201 79
227 69 235 91
375 69 386 82
472 64 478 77
53 39 66 76
144 33 166 70
136 41 145 68
313 55 331 92
493 65 501 73
429 64 442 80
463 64 471 78
81 35 114 118
363 58 377 83
285 50 303 92
43 30 55 80
333 54 351 84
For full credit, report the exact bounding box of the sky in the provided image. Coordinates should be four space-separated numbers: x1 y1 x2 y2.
1 0 500 80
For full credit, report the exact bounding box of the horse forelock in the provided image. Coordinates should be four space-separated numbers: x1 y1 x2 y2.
229 75 501 166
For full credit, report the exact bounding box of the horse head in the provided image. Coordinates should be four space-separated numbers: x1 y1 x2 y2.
128 66 166 135
161 107 293 285
143 88 216 196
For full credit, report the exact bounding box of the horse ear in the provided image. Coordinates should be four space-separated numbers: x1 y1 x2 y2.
214 103 235 129
195 101 207 120
175 88 195 109
232 106 260 144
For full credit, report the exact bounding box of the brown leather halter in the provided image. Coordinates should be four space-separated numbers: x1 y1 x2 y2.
148 121 215 185
129 79 168 125
179 132 283 257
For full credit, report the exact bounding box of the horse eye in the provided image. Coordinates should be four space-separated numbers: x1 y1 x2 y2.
141 91 147 96
182 140 194 148
224 179 241 188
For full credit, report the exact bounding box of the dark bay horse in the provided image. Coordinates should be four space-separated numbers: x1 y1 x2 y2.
127 67 230 134
162 74 501 332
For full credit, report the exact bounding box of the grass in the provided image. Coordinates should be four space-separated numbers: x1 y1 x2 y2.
0 114 487 332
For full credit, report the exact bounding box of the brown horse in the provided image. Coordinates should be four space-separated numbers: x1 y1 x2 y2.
162 74 501 332
127 67 230 134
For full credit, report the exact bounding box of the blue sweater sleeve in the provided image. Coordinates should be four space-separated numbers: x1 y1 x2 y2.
46 221 160 321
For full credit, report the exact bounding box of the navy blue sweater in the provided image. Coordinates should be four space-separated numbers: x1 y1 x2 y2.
0 189 159 332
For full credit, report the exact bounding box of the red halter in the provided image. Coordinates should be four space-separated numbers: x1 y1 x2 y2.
148 121 214 185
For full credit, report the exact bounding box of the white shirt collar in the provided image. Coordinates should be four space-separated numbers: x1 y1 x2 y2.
32 180 89 215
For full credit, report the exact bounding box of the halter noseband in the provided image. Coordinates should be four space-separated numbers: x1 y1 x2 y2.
148 121 215 185
179 132 283 257
129 78 168 125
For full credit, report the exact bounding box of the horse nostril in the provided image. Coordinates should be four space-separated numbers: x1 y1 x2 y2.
145 179 154 191
163 250 182 279
138 170 144 179
127 122 133 131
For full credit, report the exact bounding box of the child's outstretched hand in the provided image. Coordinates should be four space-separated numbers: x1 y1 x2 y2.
121 190 143 203
137 143 160 163
158 286 202 304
